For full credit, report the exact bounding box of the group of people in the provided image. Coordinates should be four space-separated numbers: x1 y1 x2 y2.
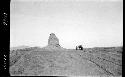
76 45 83 50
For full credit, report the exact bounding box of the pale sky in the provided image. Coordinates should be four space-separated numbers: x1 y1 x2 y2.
10 0 123 48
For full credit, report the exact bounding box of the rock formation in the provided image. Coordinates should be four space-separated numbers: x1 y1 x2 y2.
48 33 60 47
9 32 122 76
42 33 67 51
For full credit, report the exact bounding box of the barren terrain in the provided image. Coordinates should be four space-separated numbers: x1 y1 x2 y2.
9 46 122 76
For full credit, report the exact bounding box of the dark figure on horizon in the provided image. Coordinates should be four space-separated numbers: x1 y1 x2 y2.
76 45 83 50
76 46 78 50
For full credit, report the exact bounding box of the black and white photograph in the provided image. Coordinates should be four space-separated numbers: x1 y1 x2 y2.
10 0 123 76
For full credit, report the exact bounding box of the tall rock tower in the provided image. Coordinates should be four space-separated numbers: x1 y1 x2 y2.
48 33 60 47
43 33 66 51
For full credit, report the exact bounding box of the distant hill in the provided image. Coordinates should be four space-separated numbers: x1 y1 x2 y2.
10 45 31 50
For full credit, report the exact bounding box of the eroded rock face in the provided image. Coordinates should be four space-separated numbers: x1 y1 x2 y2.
48 33 60 47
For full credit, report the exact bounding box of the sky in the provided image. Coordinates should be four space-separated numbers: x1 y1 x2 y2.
10 0 123 49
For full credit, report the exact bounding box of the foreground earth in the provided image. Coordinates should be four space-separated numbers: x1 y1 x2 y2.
9 46 122 76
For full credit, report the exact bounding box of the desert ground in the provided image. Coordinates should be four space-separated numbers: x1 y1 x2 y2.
9 46 122 76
